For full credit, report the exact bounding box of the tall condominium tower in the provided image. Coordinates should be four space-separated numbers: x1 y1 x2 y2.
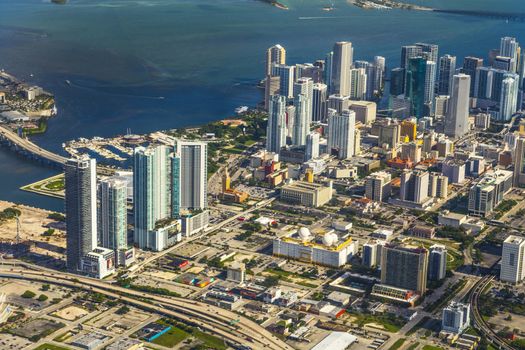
381 244 429 293
365 171 392 202
415 42 439 63
499 73 520 121
500 37 519 73
305 131 320 160
330 41 353 96
98 176 128 251
462 56 483 95
514 137 525 187
349 68 367 100
65 156 98 272
405 57 436 118
324 51 334 93
266 44 286 76
400 45 422 69
500 235 525 284
133 145 170 250
428 244 447 281
445 74 471 139
292 94 309 146
177 140 208 211
312 83 328 122
327 110 356 159
266 95 288 153
400 170 429 204
293 77 314 124
272 64 295 98
437 54 457 95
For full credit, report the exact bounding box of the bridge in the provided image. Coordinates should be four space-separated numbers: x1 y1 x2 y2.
0 125 67 166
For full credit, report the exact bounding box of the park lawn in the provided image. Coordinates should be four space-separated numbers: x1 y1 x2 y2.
34 344 71 350
352 313 405 333
151 327 190 347
193 330 227 350
422 346 443 350
389 338 406 350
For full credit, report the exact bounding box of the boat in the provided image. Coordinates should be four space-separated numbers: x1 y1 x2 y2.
65 80 71 86
51 105 58 116
235 106 249 114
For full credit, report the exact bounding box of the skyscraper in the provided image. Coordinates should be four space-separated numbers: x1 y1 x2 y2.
437 54 457 95
327 110 356 159
266 95 288 153
293 77 314 124
442 302 471 334
445 74 471 139
381 244 429 293
500 37 519 73
266 44 286 76
415 42 439 63
390 67 405 96
400 45 422 69
462 56 483 96
365 171 392 202
98 176 128 251
292 94 309 146
499 73 519 121
264 75 280 111
500 235 525 284
65 156 98 272
133 145 170 250
474 66 493 99
177 140 208 211
312 83 328 122
513 137 525 187
305 132 320 160
324 51 334 93
399 169 429 204
428 244 447 281
349 68 367 100
272 64 295 98
405 57 435 118
330 41 353 96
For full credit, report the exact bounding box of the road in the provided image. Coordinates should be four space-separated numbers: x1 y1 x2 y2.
0 264 293 350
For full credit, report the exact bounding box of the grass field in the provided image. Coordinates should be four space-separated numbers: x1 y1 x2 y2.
422 345 443 350
151 327 190 347
34 344 70 350
389 338 406 350
194 330 227 350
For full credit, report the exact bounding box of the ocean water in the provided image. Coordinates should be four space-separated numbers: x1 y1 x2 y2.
0 0 524 210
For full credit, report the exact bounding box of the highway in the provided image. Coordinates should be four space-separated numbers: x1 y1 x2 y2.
0 265 293 350
469 275 516 350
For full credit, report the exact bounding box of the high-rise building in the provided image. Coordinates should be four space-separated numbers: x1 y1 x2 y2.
349 101 377 125
500 37 519 72
65 156 98 272
442 302 471 334
98 177 128 251
445 74 471 139
400 170 429 204
312 83 328 122
266 95 288 153
327 110 356 159
349 68 367 100
272 64 295 98
133 145 170 250
266 44 286 76
306 132 320 161
468 170 513 217
324 51 334 93
434 95 450 117
400 119 417 141
293 77 314 124
429 173 448 199
415 42 439 63
499 73 519 121
177 140 208 211
474 66 494 99
500 235 525 284
462 56 483 96
331 41 353 96
264 75 280 111
428 244 447 281
494 56 515 72
363 240 384 268
400 141 422 163
401 45 422 69
365 171 391 202
390 67 405 96
437 54 457 95
292 94 309 146
405 57 436 118
380 244 429 293
378 123 401 149
514 137 525 187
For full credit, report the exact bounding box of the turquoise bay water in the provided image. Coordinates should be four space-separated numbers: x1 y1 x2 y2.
0 0 524 210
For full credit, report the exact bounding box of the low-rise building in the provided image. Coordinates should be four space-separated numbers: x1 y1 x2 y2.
442 301 470 334
280 180 333 207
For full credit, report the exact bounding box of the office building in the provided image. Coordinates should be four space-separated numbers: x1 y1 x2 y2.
442 302 471 334
280 181 333 207
429 173 449 199
500 37 519 72
437 54 457 95
264 75 280 111
405 57 436 118
266 44 286 76
349 68 367 100
380 244 429 293
468 170 513 217
306 132 320 161
400 45 422 69
428 244 447 281
65 156 98 272
494 56 515 72
474 66 493 99
442 158 466 184
272 64 295 98
400 142 422 163
399 170 429 204
349 100 376 124
415 42 439 63
98 177 128 252
133 145 170 250
331 41 353 95
266 95 288 153
227 262 246 283
445 74 470 139
400 120 417 141
390 67 405 96
177 140 208 211
294 77 314 123
514 137 525 187
434 95 449 117
462 56 483 95
363 240 384 268
327 94 350 114
327 110 356 159
81 247 116 279
365 171 391 202
500 235 525 284
312 83 328 122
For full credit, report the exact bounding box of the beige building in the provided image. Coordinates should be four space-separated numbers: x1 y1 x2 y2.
280 181 333 207
349 100 376 124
